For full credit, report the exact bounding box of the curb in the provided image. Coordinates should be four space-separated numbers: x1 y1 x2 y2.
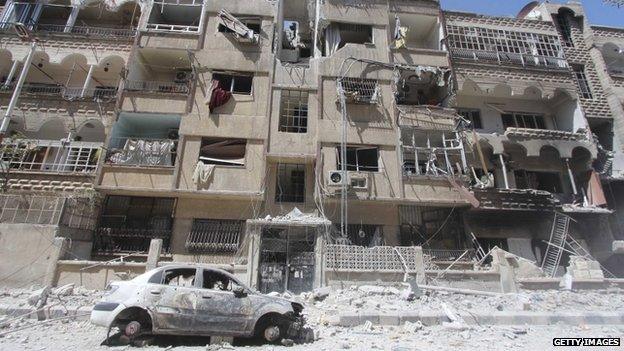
338 311 624 327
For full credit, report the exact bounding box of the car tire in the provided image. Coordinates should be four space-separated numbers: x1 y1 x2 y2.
263 325 282 343
124 321 142 338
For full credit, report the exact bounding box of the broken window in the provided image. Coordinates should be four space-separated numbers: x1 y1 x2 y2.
339 77 379 104
212 72 253 95
338 224 383 247
337 146 379 172
185 219 244 253
202 270 242 291
279 90 308 133
275 163 305 203
395 68 450 106
572 65 593 99
199 138 246 166
514 170 563 193
161 268 197 287
554 14 574 47
457 108 482 129
324 22 373 56
218 18 260 34
501 112 547 130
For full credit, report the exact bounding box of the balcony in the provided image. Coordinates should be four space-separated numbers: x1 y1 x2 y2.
504 127 589 142
398 105 458 131
1 83 118 101
472 188 558 211
124 80 190 95
0 139 101 174
0 194 98 230
33 24 137 40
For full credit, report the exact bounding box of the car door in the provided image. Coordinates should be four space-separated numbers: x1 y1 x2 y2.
144 267 200 334
193 269 254 336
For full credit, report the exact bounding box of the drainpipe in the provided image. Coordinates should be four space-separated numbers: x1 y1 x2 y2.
565 158 578 195
498 153 509 189
3 60 19 89
0 41 37 140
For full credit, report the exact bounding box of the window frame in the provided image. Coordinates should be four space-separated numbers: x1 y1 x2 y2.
198 137 247 168
572 65 593 99
278 89 309 133
501 112 547 131
211 72 253 95
457 108 483 129
275 163 306 203
337 146 380 172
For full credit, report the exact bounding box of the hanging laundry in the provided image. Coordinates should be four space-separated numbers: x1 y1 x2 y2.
208 79 232 112
192 160 215 187
393 16 408 49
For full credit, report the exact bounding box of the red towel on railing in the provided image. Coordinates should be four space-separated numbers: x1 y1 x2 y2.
208 79 231 112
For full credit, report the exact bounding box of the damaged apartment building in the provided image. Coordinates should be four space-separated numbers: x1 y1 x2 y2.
0 0 622 292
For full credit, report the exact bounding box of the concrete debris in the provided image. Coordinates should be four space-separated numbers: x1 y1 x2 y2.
566 256 605 279
51 284 74 297
27 287 50 308
402 321 423 333
312 287 331 301
281 338 294 346
612 240 624 254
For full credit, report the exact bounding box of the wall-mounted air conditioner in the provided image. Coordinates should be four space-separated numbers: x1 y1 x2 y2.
349 175 369 189
327 170 347 187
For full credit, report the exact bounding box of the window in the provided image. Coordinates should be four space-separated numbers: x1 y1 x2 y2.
212 72 253 95
337 146 379 172
514 170 563 193
336 23 373 44
202 270 243 292
147 2 203 33
279 90 308 133
199 138 246 166
275 163 305 203
572 65 593 99
555 14 574 47
458 108 482 129
185 219 244 253
501 113 546 130
340 77 379 104
161 268 197 287
218 19 260 34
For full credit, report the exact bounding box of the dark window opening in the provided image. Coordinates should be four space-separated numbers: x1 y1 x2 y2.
185 219 244 253
275 163 305 203
279 90 308 133
162 268 196 287
337 146 379 172
323 22 373 56
458 108 482 129
199 138 246 166
212 72 253 94
573 65 593 99
147 3 202 30
502 112 546 130
339 224 383 247
514 170 563 193
555 14 574 47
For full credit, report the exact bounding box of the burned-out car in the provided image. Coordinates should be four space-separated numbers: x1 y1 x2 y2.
91 265 311 344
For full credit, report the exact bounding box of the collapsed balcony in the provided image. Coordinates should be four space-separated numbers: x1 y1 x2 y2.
93 195 175 255
105 113 180 167
400 128 468 179
390 12 442 51
146 0 203 33
395 67 452 107
446 24 568 69
124 48 192 96
0 1 140 39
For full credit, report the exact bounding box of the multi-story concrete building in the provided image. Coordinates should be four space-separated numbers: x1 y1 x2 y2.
0 0 621 290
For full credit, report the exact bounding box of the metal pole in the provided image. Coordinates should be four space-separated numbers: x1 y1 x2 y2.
498 153 509 189
0 41 37 138
3 60 19 89
565 159 578 195
81 64 95 97
338 79 348 238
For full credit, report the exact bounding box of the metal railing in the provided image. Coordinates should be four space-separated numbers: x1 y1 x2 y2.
93 227 172 254
35 24 137 38
422 248 476 262
398 105 458 130
0 139 102 174
145 23 200 33
450 48 568 69
1 83 118 101
124 80 190 94
0 194 98 229
106 137 177 167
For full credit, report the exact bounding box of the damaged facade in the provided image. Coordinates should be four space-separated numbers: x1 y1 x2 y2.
0 0 622 291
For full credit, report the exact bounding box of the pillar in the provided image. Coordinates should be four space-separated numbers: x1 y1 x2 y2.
498 153 509 189
145 238 163 271
80 64 95 97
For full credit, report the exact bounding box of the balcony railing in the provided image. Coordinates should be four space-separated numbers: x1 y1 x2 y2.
472 188 559 211
124 80 190 94
504 127 589 141
0 139 102 174
422 248 476 262
105 138 177 167
398 105 458 131
450 48 568 69
1 83 118 101
145 23 200 33
93 227 172 254
0 194 98 229
35 24 137 39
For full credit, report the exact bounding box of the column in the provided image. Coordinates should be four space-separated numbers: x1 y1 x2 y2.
498 153 509 189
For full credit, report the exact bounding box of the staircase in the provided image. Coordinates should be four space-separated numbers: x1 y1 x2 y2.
541 212 570 277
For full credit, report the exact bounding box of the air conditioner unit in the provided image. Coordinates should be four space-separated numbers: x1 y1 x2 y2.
349 175 368 189
327 170 347 187
174 70 192 83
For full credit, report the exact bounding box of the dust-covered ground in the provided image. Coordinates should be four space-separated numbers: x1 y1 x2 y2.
1 284 623 351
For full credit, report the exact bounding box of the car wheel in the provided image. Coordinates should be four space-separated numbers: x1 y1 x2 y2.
263 325 282 343
124 321 142 338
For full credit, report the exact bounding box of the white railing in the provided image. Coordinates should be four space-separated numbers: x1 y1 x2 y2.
325 245 422 272
0 139 102 174
124 80 190 94
1 83 118 100
450 48 568 69
35 24 137 38
145 23 200 33
106 137 177 167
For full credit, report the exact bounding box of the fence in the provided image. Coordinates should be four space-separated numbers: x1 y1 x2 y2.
124 80 190 94
0 194 98 229
325 245 422 272
1 83 118 101
105 138 177 167
0 139 102 174
93 228 172 254
34 24 137 38
422 248 476 262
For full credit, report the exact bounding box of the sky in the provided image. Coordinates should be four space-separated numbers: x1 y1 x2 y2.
440 0 623 28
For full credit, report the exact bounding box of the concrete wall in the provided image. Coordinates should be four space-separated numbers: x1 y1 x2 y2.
55 261 147 290
0 224 57 288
